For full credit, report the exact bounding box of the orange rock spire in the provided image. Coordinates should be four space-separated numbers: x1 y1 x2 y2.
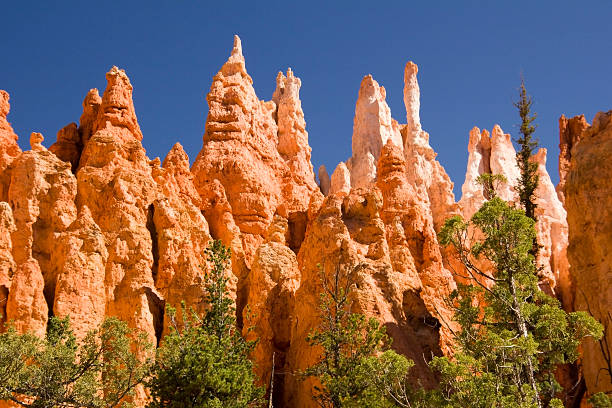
0 37 606 407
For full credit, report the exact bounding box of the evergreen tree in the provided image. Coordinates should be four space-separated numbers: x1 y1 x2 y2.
147 240 263 408
0 316 151 407
514 78 539 222
303 263 413 408
435 198 603 407
589 392 612 408
476 173 507 200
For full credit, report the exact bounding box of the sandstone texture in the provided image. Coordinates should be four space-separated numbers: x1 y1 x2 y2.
346 75 402 189
0 90 21 202
0 35 608 407
457 126 570 301
557 114 589 204
563 110 612 396
401 62 458 232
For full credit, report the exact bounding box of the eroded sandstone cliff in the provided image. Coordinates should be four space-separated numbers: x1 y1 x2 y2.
562 111 612 397
0 35 608 406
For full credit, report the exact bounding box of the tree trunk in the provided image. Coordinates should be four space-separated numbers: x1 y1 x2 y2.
510 276 542 408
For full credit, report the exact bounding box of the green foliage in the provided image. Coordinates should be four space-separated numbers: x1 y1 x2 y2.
303 264 414 408
0 316 151 408
202 240 234 342
437 197 603 407
363 351 432 407
514 78 539 222
589 392 612 408
147 240 263 408
476 173 507 200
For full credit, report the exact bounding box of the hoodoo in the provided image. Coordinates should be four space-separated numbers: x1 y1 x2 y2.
0 35 609 407
563 111 612 396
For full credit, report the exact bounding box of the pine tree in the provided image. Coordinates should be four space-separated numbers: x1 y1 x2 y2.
435 198 603 407
476 173 507 200
0 316 151 407
303 263 414 408
147 240 263 408
514 78 539 222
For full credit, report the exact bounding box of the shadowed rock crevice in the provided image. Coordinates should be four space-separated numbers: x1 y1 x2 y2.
146 204 159 282
0 285 7 328
49 123 83 173
0 35 603 407
287 211 307 253
145 287 165 346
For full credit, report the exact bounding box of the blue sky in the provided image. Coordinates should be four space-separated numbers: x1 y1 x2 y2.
2 1 611 197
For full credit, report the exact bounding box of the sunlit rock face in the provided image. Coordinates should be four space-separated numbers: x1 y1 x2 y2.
6 132 77 337
0 67 215 405
557 114 589 204
49 88 102 174
330 161 351 195
530 148 571 307
284 183 453 407
457 125 569 300
563 110 612 397
318 164 330 195
242 215 300 404
75 67 162 356
191 36 316 266
0 202 15 329
0 91 21 202
458 127 491 219
347 75 402 189
282 61 462 407
458 124 519 209
401 62 459 232
0 35 605 407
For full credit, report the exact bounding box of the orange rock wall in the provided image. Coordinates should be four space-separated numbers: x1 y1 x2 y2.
563 111 612 396
0 36 608 406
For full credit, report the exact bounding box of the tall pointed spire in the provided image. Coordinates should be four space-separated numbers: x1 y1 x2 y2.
92 66 142 141
0 90 22 201
403 61 421 136
347 74 402 189
219 35 249 80
232 34 243 58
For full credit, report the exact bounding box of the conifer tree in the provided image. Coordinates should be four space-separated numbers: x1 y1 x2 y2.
514 78 539 222
0 316 151 407
435 198 603 408
476 173 507 200
147 240 263 408
303 262 414 408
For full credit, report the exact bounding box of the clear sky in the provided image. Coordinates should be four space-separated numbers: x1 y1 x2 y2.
2 1 611 197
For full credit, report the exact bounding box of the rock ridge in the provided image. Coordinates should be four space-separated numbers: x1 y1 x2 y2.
0 35 606 406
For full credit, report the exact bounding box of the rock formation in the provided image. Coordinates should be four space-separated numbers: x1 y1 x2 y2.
346 75 402 188
318 164 330 196
458 127 491 219
330 161 351 195
557 114 589 204
458 125 518 211
191 36 316 252
0 34 608 407
0 202 15 329
531 148 571 306
458 125 569 300
283 61 460 406
7 132 77 336
152 143 212 334
191 36 318 331
53 205 107 339
75 66 162 352
0 90 21 202
401 62 458 232
243 215 300 405
564 110 612 397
